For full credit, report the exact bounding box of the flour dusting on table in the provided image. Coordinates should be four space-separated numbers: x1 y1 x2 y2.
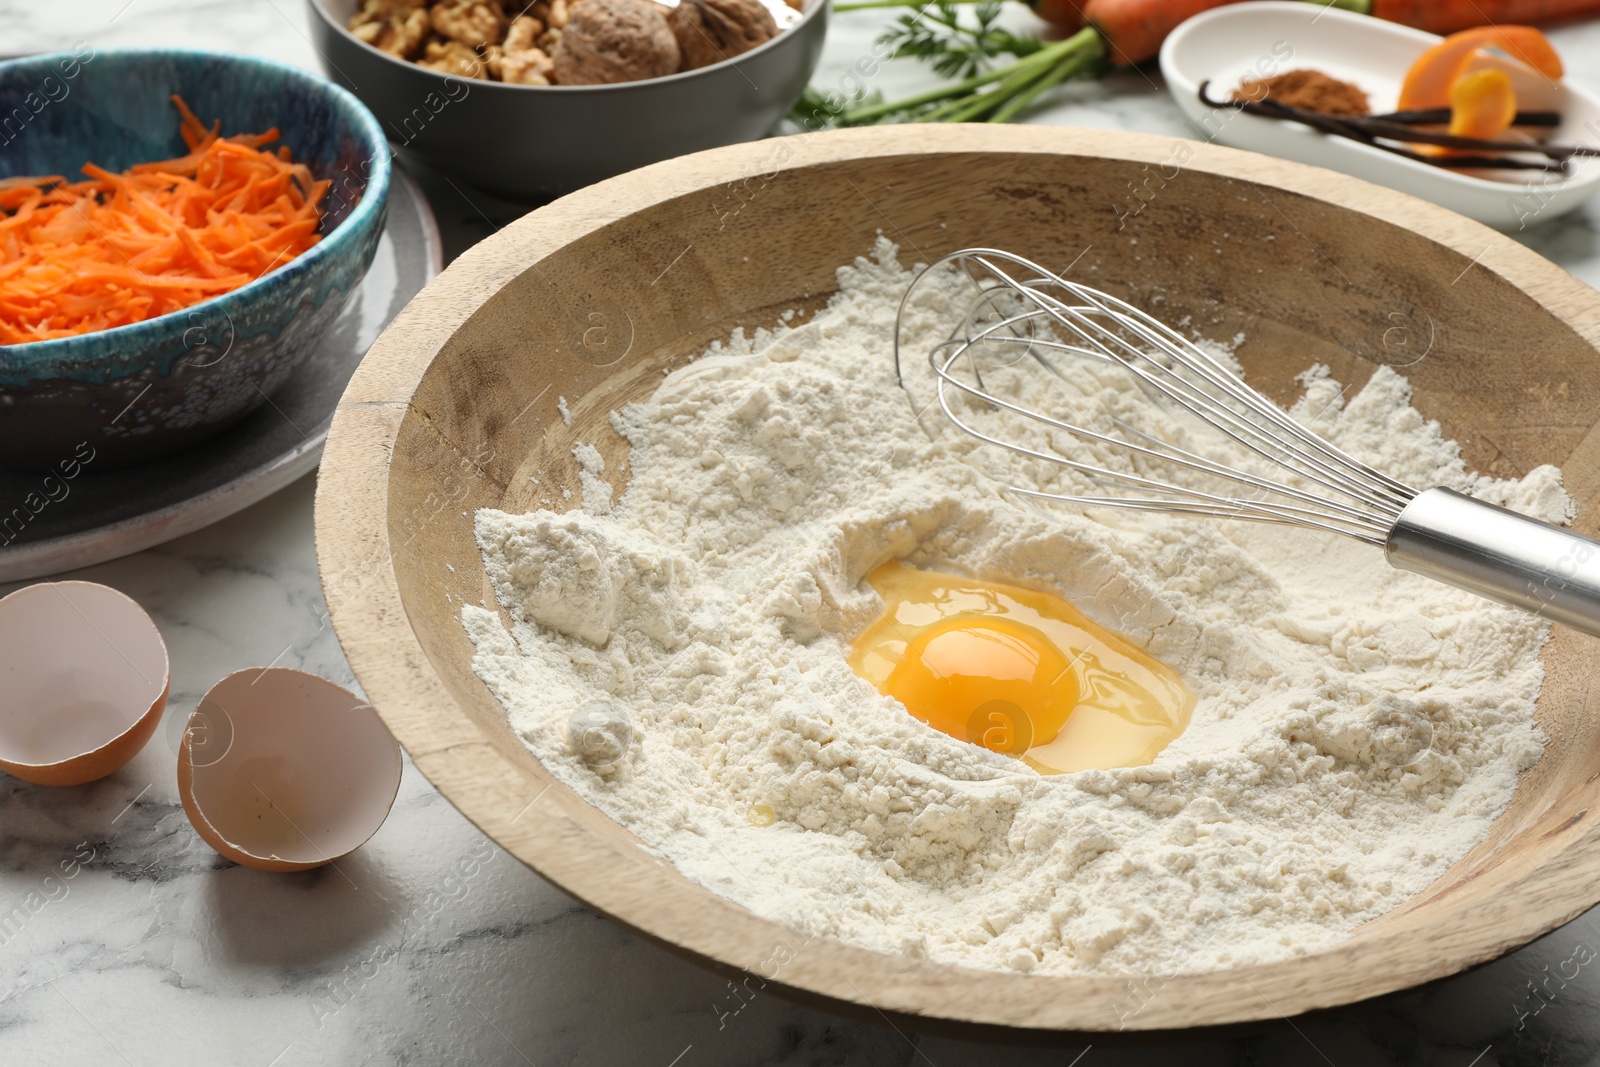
462 240 1553 976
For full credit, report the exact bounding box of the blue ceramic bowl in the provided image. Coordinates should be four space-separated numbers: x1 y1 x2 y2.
0 49 390 470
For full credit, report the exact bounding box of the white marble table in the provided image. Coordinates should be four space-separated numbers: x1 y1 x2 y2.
6 3 1600 1065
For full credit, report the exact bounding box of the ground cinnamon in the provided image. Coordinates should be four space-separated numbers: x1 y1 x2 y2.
1233 68 1371 116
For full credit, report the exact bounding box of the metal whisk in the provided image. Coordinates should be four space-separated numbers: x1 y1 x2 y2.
895 248 1600 639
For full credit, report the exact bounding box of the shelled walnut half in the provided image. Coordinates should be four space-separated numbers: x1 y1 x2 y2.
490 14 557 84
429 0 506 48
418 37 489 77
348 0 431 59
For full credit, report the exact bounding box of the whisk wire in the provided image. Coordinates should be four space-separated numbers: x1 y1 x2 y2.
930 333 1377 524
958 320 1408 522
964 257 1413 518
929 340 1394 544
898 248 1420 540
1007 490 1394 544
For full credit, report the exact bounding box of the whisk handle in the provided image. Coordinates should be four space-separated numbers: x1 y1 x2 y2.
1386 487 1600 638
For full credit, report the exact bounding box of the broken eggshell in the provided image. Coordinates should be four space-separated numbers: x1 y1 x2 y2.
178 667 401 872
0 580 169 786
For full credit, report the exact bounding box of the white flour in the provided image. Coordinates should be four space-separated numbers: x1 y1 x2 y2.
463 240 1556 976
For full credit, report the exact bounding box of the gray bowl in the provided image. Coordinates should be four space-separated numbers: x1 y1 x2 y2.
305 0 828 201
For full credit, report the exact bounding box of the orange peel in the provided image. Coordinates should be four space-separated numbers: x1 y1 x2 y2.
1448 68 1518 141
1398 26 1562 112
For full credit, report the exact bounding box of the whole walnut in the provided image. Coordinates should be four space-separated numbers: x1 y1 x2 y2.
552 0 680 85
669 0 776 72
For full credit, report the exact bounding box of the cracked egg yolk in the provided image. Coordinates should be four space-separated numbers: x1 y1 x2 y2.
848 562 1194 773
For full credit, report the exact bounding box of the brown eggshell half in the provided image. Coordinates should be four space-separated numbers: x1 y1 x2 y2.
0 580 170 786
177 667 402 872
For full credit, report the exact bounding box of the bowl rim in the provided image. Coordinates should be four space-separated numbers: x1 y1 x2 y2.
0 47 392 374
304 0 827 93
315 123 1600 1034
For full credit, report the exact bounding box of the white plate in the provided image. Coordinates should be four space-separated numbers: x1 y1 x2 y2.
1159 2 1600 229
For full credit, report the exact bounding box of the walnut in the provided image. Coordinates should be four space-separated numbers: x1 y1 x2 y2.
419 38 491 77
525 2 562 50
548 0 572 28
348 0 431 59
490 16 555 83
503 13 545 49
496 45 555 84
552 0 679 85
430 0 507 48
669 0 776 71
348 0 426 25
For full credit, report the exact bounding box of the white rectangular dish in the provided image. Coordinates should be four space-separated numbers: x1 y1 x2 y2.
1159 1 1600 229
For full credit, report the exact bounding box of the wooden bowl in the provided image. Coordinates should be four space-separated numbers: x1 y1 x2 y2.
315 125 1600 1034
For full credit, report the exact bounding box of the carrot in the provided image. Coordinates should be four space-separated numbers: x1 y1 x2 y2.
0 95 327 346
1373 0 1600 35
1082 0 1248 66
1398 25 1562 110
1029 0 1086 34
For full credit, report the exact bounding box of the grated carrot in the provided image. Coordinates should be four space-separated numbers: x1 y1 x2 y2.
0 96 330 345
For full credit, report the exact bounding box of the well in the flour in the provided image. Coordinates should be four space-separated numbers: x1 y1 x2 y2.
848 561 1193 773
